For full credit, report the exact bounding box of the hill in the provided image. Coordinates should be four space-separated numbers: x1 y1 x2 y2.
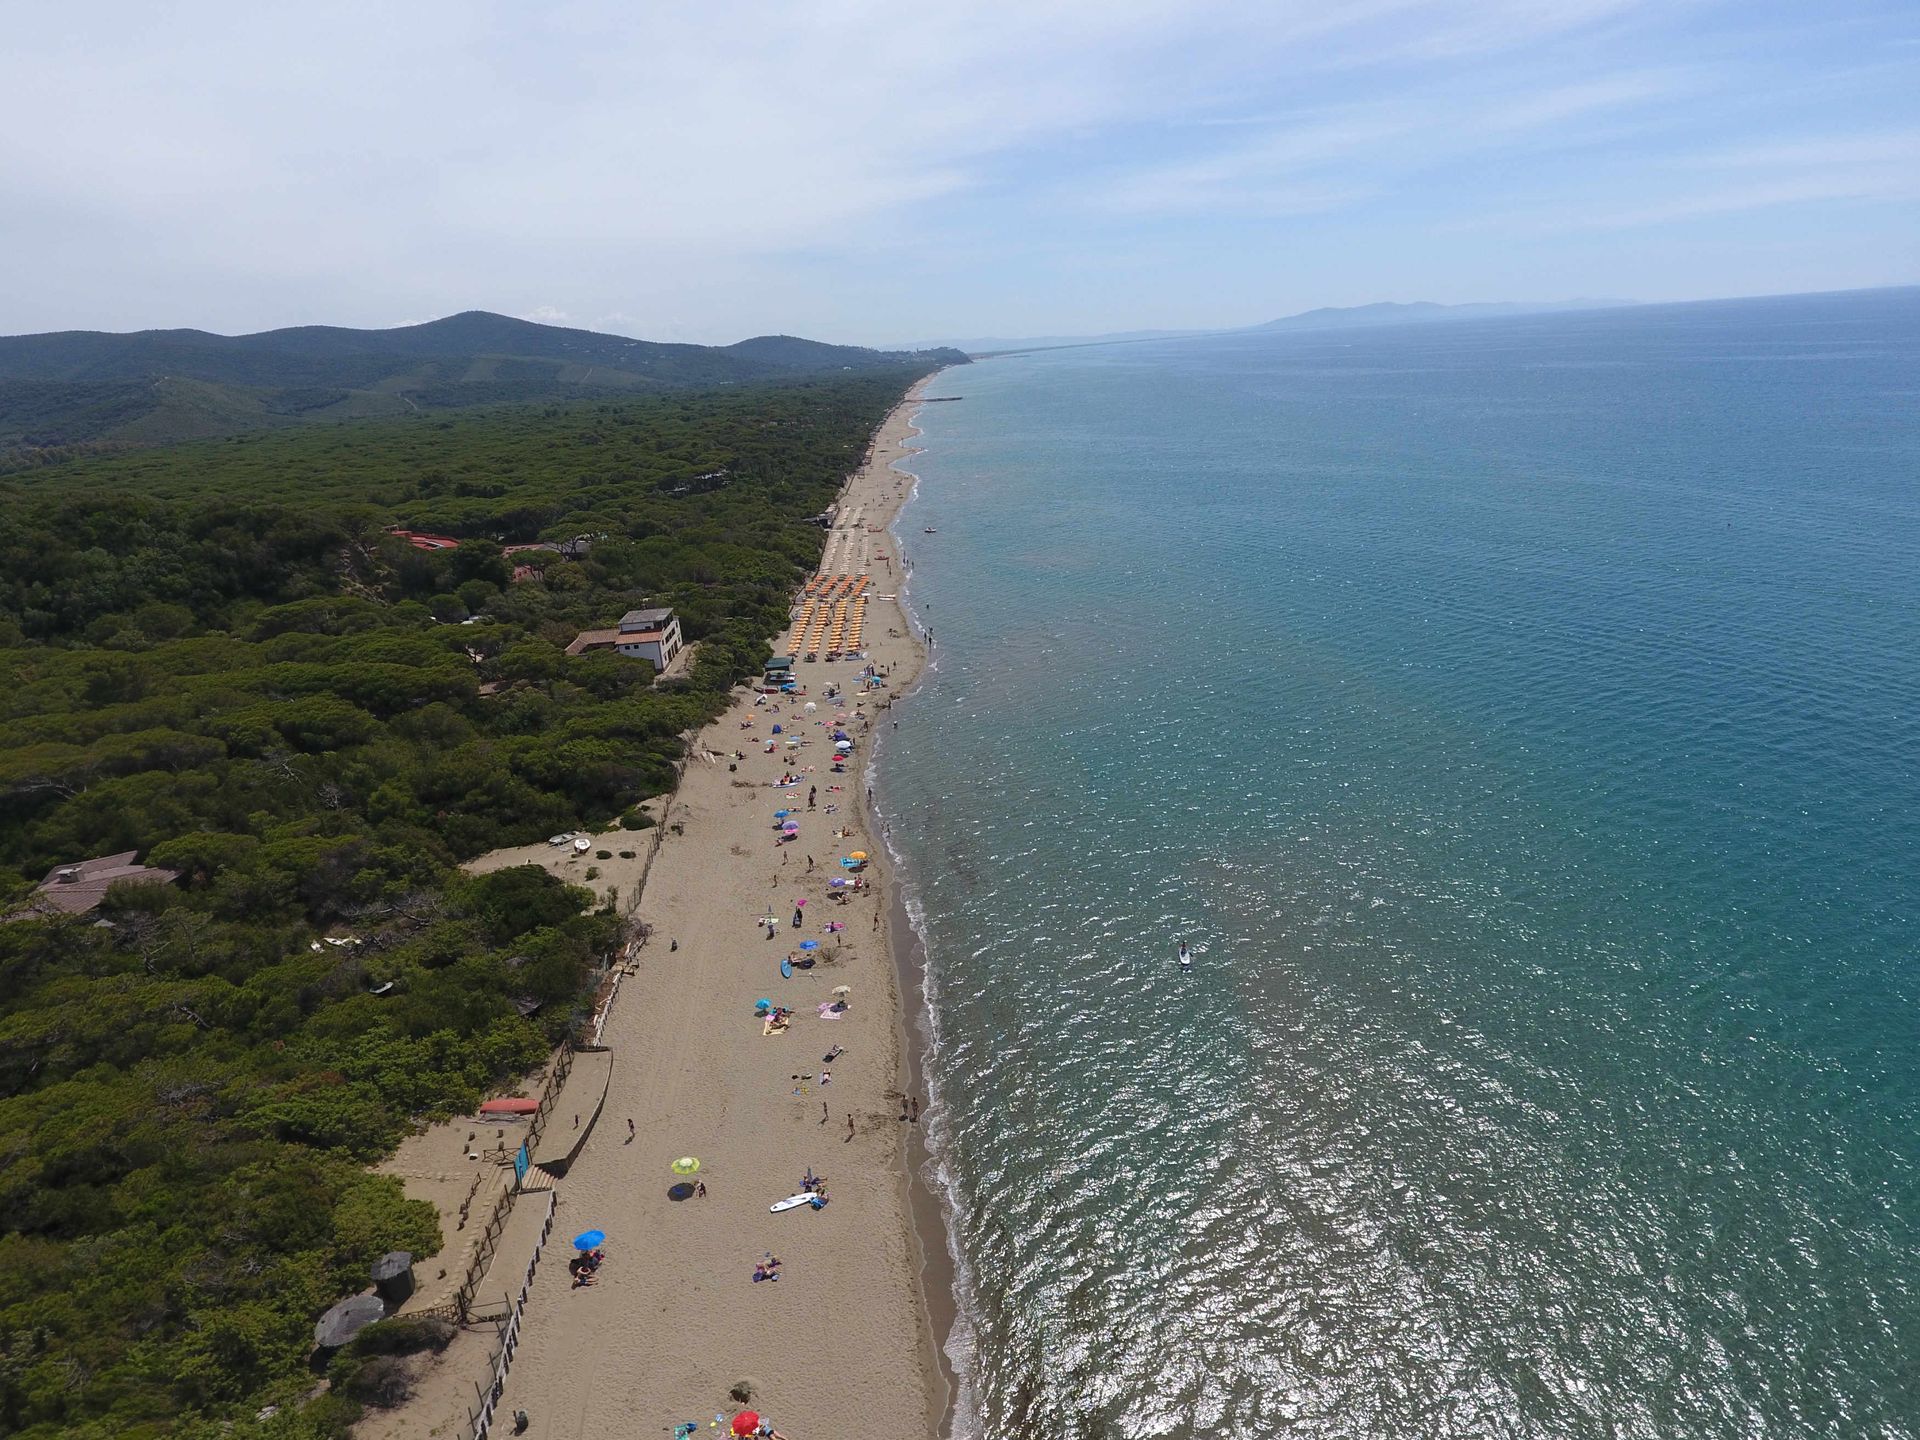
0 311 966 457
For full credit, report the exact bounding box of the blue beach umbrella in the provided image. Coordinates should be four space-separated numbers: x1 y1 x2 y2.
799 940 819 951
774 809 791 819
572 1229 606 1251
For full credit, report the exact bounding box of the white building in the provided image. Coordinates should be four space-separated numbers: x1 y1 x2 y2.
616 607 684 668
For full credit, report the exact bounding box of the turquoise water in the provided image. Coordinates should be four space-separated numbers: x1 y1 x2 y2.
878 290 1920 1439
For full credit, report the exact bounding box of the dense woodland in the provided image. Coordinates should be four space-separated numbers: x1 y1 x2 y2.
0 310 966 453
0 368 931 1439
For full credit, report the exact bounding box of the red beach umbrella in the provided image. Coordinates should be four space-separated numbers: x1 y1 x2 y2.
730 1414 760 1437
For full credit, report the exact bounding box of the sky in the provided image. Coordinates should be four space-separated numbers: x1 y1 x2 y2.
3 1 1917 346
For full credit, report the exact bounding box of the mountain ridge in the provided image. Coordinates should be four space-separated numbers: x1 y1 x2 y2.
0 311 965 455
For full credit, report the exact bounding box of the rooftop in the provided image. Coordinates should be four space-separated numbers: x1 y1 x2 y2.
564 628 623 656
619 607 676 631
24 851 181 917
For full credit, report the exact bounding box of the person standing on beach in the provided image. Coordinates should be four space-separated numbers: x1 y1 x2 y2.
845 1113 855 1141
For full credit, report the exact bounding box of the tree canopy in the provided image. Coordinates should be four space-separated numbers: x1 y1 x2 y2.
0 368 931 1438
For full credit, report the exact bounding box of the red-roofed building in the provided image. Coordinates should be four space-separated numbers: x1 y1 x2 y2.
388 528 462 551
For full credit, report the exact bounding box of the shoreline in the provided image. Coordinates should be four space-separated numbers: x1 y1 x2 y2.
864 419 966 1440
468 371 950 1440
835 374 961 1435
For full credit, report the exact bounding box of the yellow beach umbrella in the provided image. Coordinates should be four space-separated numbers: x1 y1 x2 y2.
850 851 868 861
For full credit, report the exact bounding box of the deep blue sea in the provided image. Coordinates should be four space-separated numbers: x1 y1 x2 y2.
877 289 1920 1440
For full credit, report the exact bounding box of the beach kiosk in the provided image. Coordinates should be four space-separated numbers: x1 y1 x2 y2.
763 655 796 691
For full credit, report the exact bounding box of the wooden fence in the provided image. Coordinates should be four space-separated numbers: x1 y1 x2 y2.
465 1190 559 1440
448 1044 572 1322
446 736 693 1427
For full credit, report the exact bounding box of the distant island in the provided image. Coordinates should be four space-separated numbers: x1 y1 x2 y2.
1247 298 1636 332
0 310 966 458
910 297 1636 356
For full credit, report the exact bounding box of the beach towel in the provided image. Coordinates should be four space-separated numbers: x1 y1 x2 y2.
816 1004 843 1021
763 1018 789 1035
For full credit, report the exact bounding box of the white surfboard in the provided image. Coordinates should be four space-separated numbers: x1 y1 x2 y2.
770 1193 818 1213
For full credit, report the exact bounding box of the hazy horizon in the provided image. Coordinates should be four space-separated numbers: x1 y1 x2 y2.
15 286 1920 356
4 3 1916 345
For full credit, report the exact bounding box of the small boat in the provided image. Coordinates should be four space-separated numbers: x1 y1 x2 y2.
479 1097 539 1116
1178 942 1192 970
572 837 591 854
922 527 938 534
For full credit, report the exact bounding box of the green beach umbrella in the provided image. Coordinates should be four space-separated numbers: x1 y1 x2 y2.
670 1156 701 1175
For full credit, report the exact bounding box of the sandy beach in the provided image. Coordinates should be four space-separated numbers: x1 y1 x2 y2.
457 375 943 1440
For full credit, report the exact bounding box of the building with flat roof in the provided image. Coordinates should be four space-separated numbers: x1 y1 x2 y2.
565 606 684 670
615 608 683 668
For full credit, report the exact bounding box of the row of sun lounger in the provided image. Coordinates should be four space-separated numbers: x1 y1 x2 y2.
787 592 870 657
802 572 872 600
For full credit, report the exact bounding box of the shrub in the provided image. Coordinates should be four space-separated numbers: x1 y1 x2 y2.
340 1354 414 1407
348 1317 457 1357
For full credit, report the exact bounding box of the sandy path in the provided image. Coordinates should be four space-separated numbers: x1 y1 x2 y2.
490 377 939 1440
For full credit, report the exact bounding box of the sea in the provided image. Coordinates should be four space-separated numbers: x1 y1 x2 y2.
875 288 1920 1440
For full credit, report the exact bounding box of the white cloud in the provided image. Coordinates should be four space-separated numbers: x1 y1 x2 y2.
1676 130 1920 170
0 0 1910 338
1449 126 1920 234
1078 67 1691 217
